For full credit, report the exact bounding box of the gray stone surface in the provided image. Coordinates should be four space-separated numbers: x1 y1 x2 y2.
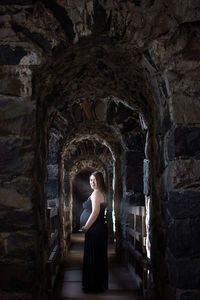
180 291 200 300
167 191 200 219
168 251 200 289
46 177 58 199
168 217 200 258
0 1 200 299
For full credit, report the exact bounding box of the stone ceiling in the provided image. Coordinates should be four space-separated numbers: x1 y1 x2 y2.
1 0 199 174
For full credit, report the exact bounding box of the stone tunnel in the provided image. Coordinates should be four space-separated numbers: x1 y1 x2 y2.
0 1 200 300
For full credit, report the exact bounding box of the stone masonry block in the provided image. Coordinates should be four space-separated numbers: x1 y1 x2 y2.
125 151 145 166
0 187 32 211
5 232 35 260
0 97 35 136
0 208 35 232
126 165 143 191
174 127 200 159
180 290 200 300
168 216 200 258
169 159 200 190
168 251 200 289
167 191 200 219
0 261 34 292
0 136 34 176
46 177 58 199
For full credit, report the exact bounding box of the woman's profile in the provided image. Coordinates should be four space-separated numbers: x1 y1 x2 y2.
80 171 108 292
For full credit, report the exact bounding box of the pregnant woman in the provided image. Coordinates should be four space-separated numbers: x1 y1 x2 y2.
80 171 108 292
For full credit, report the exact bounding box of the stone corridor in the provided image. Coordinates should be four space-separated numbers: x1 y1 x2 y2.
53 233 143 300
0 1 200 300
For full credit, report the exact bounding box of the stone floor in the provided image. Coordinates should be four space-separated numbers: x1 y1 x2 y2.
53 233 143 300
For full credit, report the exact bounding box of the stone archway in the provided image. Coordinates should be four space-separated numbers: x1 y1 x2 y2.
1 2 200 300
59 123 123 252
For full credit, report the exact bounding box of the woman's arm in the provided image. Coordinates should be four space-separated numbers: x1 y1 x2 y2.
82 191 100 231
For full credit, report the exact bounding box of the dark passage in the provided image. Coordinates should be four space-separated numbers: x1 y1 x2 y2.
53 233 143 299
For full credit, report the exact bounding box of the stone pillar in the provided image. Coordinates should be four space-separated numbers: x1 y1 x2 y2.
164 126 200 300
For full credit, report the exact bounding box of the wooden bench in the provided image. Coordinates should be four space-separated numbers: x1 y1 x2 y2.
126 206 148 298
46 207 60 294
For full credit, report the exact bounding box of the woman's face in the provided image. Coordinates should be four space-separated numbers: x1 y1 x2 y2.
90 175 98 190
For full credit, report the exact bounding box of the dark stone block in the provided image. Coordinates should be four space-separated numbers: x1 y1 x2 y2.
86 12 92 29
168 251 200 289
8 176 34 197
107 101 140 130
0 208 35 232
7 233 35 260
126 165 143 191
180 291 200 300
93 0 108 33
123 133 144 151
167 191 200 219
0 262 34 292
155 227 166 255
11 23 52 52
0 98 35 136
43 0 75 42
168 217 200 258
0 46 27 65
46 177 58 198
0 292 32 300
120 118 141 134
117 103 138 125
182 36 200 61
0 136 33 176
167 129 175 161
0 7 22 16
0 0 35 4
174 127 200 159
75 64 87 78
11 277 33 293
107 101 116 125
131 0 141 6
125 151 145 166
127 192 145 206
97 60 108 70
190 216 200 253
125 152 144 192
25 7 34 14
0 75 22 96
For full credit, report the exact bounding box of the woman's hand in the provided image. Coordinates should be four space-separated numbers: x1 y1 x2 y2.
81 226 88 232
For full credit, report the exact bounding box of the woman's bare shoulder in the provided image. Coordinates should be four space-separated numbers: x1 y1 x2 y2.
91 190 102 200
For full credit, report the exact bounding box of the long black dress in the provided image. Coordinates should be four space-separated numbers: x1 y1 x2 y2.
80 197 108 292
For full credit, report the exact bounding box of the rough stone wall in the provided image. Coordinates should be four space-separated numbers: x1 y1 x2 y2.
0 5 38 299
0 1 200 299
142 10 200 299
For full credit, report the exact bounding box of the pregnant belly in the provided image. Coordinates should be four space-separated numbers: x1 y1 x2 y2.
80 209 91 227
